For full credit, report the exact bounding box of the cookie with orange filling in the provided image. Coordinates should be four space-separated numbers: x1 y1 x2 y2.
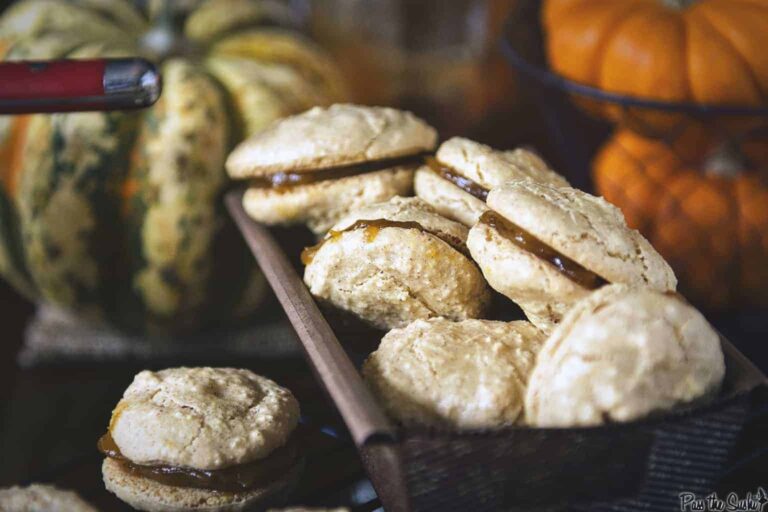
415 137 568 226
227 104 437 235
467 181 676 332
101 367 302 512
303 196 491 330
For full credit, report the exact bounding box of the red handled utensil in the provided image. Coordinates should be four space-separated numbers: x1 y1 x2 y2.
0 58 161 114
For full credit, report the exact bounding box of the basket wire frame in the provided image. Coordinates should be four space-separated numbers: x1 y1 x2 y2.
501 0 768 312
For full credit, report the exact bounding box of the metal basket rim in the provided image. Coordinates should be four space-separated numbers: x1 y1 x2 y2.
389 383 766 443
500 15 768 118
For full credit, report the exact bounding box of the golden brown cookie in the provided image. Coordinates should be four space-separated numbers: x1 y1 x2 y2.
103 457 302 512
227 104 437 234
0 484 98 512
468 181 676 331
101 368 302 512
303 197 491 330
363 318 545 428
525 285 725 427
415 137 568 226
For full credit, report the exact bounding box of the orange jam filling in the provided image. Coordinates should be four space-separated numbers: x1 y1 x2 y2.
301 218 468 265
480 211 608 290
98 431 299 492
425 156 489 201
250 154 424 191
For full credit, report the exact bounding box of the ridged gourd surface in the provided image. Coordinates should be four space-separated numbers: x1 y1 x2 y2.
0 0 347 333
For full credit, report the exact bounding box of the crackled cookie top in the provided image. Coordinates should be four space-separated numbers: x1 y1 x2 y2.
226 104 437 178
303 197 490 329
487 181 677 290
109 368 300 470
364 318 545 428
435 137 569 190
525 285 726 426
0 484 98 512
415 138 569 227
0 484 96 512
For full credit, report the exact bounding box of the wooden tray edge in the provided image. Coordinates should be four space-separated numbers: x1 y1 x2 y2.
226 191 396 447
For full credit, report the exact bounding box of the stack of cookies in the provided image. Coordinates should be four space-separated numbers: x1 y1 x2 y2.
86 104 728 510
228 104 726 430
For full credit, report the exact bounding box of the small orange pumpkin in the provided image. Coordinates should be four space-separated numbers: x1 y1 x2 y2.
543 0 768 132
594 129 768 310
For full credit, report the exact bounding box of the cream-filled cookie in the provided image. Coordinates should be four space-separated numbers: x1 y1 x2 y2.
525 285 726 427
467 181 676 332
101 367 302 512
0 484 98 512
227 104 437 235
414 137 568 226
303 197 491 330
363 318 545 428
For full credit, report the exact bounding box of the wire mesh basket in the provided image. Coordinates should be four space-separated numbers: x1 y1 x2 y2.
227 192 768 512
501 0 768 313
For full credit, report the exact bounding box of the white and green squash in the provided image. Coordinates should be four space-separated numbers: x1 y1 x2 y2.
0 0 347 333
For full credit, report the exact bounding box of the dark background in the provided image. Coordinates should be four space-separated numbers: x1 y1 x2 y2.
0 280 380 509
0 0 766 508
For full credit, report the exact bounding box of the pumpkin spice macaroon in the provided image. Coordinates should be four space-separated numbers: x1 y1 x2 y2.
525 284 726 427
415 137 569 226
100 367 302 512
363 318 545 428
303 196 491 330
226 104 437 235
468 181 677 332
0 484 98 512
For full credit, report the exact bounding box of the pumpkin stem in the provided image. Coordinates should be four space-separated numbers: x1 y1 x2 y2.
659 0 698 9
705 142 749 178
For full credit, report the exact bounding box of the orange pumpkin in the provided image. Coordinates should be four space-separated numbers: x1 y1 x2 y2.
594 129 768 310
543 0 768 133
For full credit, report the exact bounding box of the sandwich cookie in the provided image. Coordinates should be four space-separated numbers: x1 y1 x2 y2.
467 181 677 332
363 318 545 428
303 197 491 330
415 137 569 226
525 285 726 427
227 104 437 235
0 484 98 512
101 367 302 512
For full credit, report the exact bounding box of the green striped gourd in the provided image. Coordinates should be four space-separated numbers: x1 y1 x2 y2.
0 0 347 334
